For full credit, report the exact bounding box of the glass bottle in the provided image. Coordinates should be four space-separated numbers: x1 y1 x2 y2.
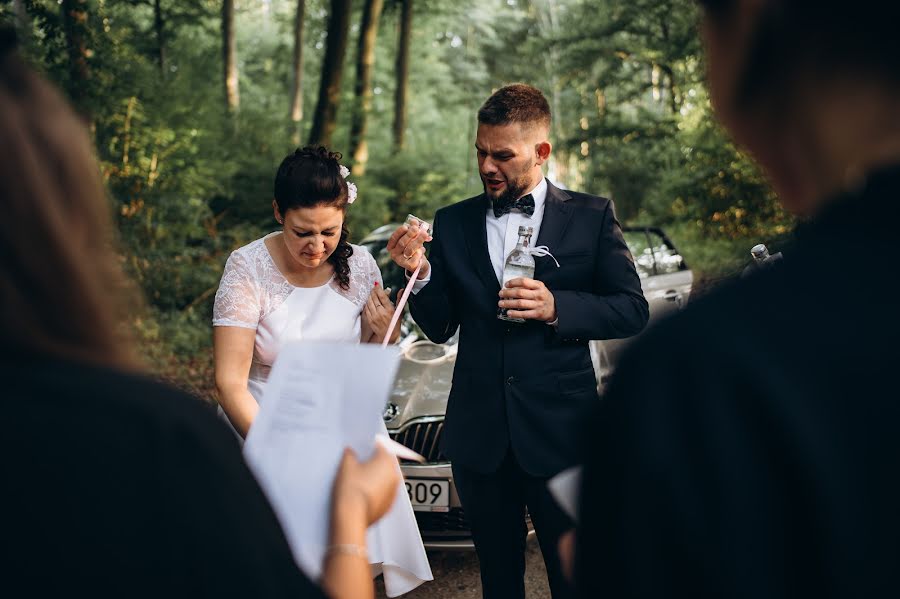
750 243 771 264
498 226 535 323
742 243 784 278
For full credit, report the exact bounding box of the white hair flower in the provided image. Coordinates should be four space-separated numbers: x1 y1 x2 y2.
338 163 357 204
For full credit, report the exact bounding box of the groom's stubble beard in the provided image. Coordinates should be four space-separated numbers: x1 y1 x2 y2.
482 161 537 204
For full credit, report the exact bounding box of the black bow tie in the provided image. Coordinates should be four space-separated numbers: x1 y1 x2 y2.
492 194 535 218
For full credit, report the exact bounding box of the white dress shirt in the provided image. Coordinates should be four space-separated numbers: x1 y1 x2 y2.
411 177 548 292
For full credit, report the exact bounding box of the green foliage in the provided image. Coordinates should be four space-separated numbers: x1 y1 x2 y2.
8 0 794 391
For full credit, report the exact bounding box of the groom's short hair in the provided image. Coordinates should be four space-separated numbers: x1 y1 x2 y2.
478 84 551 133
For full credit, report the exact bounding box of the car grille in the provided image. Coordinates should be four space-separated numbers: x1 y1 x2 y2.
389 419 448 463
414 508 532 540
415 508 471 538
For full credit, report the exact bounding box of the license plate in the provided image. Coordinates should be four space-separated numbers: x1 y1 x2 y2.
405 479 450 512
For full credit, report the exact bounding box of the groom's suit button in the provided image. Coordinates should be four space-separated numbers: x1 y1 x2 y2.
506 376 515 385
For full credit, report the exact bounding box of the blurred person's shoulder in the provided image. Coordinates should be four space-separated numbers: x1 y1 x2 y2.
4 355 326 596
6 355 234 450
609 262 799 388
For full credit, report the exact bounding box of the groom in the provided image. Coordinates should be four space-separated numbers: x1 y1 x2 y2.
387 84 648 598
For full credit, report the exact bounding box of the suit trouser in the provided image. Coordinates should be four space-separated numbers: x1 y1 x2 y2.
452 447 575 599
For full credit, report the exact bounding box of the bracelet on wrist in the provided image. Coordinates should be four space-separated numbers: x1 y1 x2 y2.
325 543 368 561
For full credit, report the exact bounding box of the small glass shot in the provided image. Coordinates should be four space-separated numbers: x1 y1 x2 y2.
406 213 430 235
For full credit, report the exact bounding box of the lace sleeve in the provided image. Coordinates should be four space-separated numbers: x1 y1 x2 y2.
212 251 260 329
366 249 384 289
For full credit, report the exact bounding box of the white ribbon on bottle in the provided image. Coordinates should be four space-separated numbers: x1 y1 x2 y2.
527 245 560 267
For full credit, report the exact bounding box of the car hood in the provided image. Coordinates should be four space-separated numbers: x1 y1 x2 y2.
384 332 456 430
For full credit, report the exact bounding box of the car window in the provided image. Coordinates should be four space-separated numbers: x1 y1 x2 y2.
647 230 685 275
623 231 654 279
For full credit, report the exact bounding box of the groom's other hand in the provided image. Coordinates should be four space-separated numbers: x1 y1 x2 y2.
387 223 432 278
499 277 557 322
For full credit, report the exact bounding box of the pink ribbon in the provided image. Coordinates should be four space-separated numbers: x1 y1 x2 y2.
381 261 422 348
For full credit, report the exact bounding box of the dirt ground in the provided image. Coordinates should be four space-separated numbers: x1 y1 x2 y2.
376 537 551 599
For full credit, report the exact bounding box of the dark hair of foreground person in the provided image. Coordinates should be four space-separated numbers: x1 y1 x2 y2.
1 27 396 599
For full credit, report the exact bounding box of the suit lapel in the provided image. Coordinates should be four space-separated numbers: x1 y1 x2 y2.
535 180 573 277
463 195 501 292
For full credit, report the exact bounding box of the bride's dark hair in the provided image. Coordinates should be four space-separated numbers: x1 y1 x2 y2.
273 146 353 290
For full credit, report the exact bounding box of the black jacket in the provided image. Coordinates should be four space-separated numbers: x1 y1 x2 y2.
410 180 648 477
576 165 900 598
5 357 325 598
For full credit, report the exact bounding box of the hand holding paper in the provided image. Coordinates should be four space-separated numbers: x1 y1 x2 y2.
332 444 402 527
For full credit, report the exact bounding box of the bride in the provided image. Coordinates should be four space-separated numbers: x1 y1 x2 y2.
212 146 432 596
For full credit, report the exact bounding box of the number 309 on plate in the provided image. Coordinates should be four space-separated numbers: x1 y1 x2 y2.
405 478 450 512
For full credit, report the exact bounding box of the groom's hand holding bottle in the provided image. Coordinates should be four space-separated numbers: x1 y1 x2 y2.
387 221 432 278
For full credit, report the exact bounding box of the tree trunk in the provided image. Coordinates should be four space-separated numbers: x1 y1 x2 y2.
222 0 239 113
308 0 352 147
60 0 91 120
154 0 166 76
348 0 384 174
392 0 412 151
14 0 28 41
288 0 306 145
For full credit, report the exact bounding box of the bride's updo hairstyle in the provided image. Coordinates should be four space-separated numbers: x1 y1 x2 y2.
273 146 353 290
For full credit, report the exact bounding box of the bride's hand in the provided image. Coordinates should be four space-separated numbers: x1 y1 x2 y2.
363 284 400 343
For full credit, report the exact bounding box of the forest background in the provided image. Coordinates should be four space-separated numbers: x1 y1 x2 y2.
1 0 793 398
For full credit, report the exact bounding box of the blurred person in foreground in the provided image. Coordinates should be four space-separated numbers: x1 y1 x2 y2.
572 1 900 597
0 28 398 599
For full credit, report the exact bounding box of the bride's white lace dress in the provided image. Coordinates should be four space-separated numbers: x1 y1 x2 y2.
213 232 432 597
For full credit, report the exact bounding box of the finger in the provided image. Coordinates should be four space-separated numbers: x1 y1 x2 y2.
396 236 419 259
366 300 379 323
368 442 398 468
386 225 409 251
498 287 539 300
408 247 424 269
400 234 423 254
505 277 544 290
413 227 431 243
365 291 378 311
374 285 391 304
498 298 540 310
399 246 420 268
340 446 359 468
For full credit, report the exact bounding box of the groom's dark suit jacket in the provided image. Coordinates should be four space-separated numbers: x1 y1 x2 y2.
410 180 649 478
